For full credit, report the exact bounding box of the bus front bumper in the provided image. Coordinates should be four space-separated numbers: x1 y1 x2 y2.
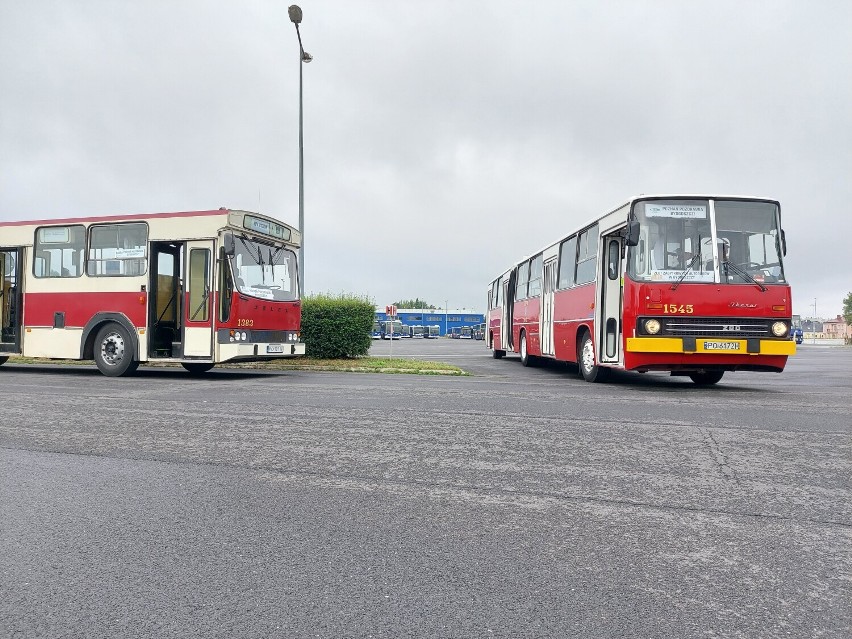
219 341 306 361
626 337 796 356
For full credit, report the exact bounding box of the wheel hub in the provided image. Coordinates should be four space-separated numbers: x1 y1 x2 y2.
101 333 125 365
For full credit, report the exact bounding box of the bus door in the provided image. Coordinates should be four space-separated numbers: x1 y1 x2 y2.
599 232 625 364
500 277 512 352
149 243 181 358
183 240 214 358
540 258 557 356
0 248 22 355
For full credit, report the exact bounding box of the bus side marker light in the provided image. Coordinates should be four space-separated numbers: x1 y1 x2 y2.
772 305 786 312
647 303 663 310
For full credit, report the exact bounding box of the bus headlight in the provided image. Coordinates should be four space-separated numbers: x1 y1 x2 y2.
771 321 788 337
644 319 661 335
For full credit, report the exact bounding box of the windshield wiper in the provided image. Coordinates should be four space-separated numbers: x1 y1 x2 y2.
671 253 701 291
723 260 767 292
237 236 263 265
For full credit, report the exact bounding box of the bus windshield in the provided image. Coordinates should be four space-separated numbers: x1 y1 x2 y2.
231 235 299 301
627 199 785 285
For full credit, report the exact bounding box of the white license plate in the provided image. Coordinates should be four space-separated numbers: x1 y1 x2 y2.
266 344 284 354
703 340 741 351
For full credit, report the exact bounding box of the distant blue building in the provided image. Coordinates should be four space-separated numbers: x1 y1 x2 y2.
374 307 485 337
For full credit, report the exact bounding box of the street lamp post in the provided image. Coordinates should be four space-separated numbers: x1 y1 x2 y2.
812 298 817 344
288 5 312 295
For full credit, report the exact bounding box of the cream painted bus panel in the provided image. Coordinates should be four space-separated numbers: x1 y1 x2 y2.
23 328 83 359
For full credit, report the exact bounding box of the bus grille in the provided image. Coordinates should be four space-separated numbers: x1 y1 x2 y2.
662 317 772 338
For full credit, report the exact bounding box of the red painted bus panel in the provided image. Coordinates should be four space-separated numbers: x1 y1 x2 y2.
24 292 147 328
552 283 595 362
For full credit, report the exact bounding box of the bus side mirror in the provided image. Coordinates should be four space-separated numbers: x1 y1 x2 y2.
781 229 787 256
625 220 640 246
223 234 235 257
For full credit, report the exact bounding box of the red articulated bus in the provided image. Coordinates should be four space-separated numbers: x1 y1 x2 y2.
487 195 796 385
0 208 305 376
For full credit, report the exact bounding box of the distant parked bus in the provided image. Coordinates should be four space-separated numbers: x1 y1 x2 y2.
487 195 795 385
382 319 406 340
0 208 304 376
371 321 384 339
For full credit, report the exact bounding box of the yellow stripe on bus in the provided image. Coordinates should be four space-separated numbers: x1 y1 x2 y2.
626 337 796 356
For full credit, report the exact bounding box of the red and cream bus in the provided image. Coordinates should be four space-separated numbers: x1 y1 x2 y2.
0 208 305 376
487 195 796 385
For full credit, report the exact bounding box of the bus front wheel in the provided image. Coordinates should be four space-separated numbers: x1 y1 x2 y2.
0 356 8 366
94 322 139 377
689 371 724 386
579 332 609 383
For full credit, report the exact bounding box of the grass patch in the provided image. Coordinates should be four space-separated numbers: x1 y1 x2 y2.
2 355 468 376
220 357 467 375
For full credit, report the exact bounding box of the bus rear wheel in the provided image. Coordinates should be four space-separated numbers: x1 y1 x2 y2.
579 331 609 383
0 356 8 366
182 363 215 375
94 322 139 377
689 371 724 386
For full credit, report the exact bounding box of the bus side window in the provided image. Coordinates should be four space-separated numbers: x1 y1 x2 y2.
33 225 85 278
575 224 599 285
558 236 577 289
516 260 530 299
528 255 543 297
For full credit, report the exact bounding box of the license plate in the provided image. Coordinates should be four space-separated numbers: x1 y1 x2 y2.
266 344 284 354
703 340 740 351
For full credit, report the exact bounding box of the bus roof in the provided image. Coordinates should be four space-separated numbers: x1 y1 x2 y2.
0 208 301 247
488 194 781 280
1 208 239 227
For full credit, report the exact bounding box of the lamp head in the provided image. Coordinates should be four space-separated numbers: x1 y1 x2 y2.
288 5 303 24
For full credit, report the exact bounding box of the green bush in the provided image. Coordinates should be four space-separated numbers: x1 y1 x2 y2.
300 293 375 358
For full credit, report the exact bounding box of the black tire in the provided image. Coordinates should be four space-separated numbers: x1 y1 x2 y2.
492 347 505 359
93 322 139 377
689 371 724 386
182 362 215 375
579 331 609 383
520 331 532 367
0 355 8 366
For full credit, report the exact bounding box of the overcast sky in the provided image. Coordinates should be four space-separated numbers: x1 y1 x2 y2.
1 1 850 317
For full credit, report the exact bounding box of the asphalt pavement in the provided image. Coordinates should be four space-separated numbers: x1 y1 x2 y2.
1 341 850 638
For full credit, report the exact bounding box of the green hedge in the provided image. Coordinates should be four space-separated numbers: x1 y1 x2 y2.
300 293 375 358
